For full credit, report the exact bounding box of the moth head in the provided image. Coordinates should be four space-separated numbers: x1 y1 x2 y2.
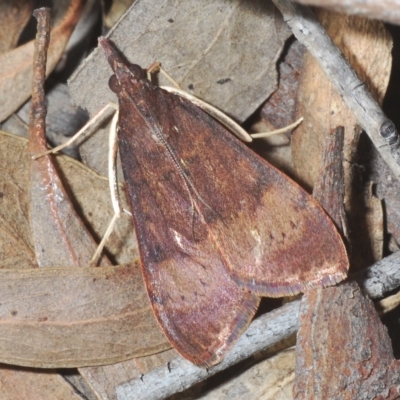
108 63 146 94
99 36 146 93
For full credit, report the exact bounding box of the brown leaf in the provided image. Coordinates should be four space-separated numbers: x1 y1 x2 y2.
0 0 86 122
0 367 84 400
104 0 135 29
294 282 400 399
0 264 169 368
28 9 109 269
0 131 165 367
0 1 34 54
0 133 36 269
0 130 138 267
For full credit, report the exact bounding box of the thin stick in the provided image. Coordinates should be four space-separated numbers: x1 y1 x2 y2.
271 0 400 180
29 8 51 153
293 0 400 25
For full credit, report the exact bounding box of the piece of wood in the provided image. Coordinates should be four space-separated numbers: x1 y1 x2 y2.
295 282 400 399
0 368 85 400
272 0 400 180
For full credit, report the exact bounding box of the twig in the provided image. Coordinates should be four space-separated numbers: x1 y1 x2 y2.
293 0 400 25
115 249 400 400
271 0 400 180
29 8 51 153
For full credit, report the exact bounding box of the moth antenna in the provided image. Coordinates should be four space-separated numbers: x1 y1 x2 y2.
161 86 252 142
250 117 304 139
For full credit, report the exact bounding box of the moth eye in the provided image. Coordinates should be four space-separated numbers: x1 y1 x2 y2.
128 64 145 80
108 75 121 93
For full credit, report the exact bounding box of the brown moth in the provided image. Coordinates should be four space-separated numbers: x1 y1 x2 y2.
99 37 348 367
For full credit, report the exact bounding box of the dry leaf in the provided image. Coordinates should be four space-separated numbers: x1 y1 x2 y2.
0 264 169 368
0 1 34 54
0 367 84 400
0 133 36 269
71 0 290 121
104 0 135 28
0 0 86 121
0 131 169 367
0 131 137 267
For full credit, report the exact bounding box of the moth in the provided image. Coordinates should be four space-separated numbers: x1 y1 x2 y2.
98 37 348 367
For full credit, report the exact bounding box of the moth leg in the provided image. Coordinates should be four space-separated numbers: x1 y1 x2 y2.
90 109 121 266
31 98 123 265
31 102 118 159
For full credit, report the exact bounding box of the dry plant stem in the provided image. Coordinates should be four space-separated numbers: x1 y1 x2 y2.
29 8 50 152
272 0 400 179
293 0 400 25
114 250 400 399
